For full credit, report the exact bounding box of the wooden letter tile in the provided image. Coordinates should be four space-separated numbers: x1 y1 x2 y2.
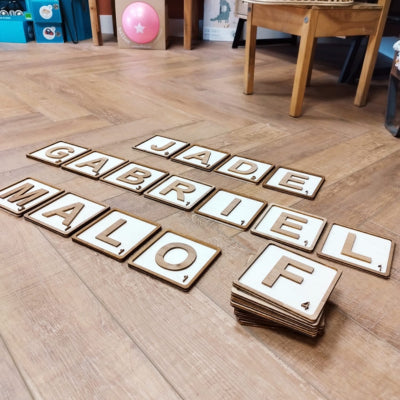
317 224 395 278
24 192 109 237
72 209 161 260
101 162 169 194
263 167 324 199
172 144 230 171
251 204 326 251
26 141 90 166
0 178 64 216
134 135 189 158
235 242 341 321
215 155 274 183
195 189 267 229
144 175 215 210
62 151 128 179
128 230 221 290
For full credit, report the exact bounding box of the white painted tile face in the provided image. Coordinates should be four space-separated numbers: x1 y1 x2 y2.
196 190 265 228
28 141 90 165
172 145 229 169
26 193 108 234
216 156 273 182
320 224 393 275
0 178 63 215
63 151 126 178
251 205 325 251
130 231 219 289
101 163 168 193
238 244 339 320
74 210 160 258
145 176 214 210
265 167 323 197
135 135 189 157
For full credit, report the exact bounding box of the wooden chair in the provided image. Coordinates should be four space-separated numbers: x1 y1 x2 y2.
243 0 392 117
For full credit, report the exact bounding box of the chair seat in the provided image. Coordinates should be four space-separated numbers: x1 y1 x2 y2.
243 0 391 116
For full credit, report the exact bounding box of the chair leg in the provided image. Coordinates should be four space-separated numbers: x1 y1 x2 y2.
290 9 318 117
243 5 257 95
306 38 318 87
88 0 103 46
385 72 400 137
354 0 391 106
232 18 245 49
184 0 194 50
354 34 381 106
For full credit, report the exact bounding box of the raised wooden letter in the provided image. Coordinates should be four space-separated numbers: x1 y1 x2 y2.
0 183 49 207
279 172 309 191
228 159 258 175
155 242 197 271
183 151 211 166
76 157 108 174
341 232 372 263
271 212 308 240
42 202 85 227
262 255 314 287
117 167 152 185
95 218 127 247
151 141 176 151
45 145 75 160
159 180 196 201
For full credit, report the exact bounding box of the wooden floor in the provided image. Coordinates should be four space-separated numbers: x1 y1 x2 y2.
1 36 400 400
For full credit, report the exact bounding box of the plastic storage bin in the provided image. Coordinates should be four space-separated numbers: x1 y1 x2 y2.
34 21 64 42
0 13 34 42
30 0 62 22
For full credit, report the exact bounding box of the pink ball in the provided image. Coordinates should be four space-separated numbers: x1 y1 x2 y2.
121 2 160 44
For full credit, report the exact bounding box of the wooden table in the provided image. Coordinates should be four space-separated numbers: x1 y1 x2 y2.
88 0 199 49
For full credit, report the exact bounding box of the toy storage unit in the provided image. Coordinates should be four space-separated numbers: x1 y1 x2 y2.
0 12 34 42
0 0 35 43
30 0 64 42
29 0 91 43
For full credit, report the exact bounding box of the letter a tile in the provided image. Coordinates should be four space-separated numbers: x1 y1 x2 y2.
172 144 230 171
62 151 128 179
24 192 109 237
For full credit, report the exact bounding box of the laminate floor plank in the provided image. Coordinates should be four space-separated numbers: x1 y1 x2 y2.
1 37 399 400
0 335 33 400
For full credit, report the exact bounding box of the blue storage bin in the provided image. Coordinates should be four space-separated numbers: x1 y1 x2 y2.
31 0 62 22
34 21 64 42
0 13 34 42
